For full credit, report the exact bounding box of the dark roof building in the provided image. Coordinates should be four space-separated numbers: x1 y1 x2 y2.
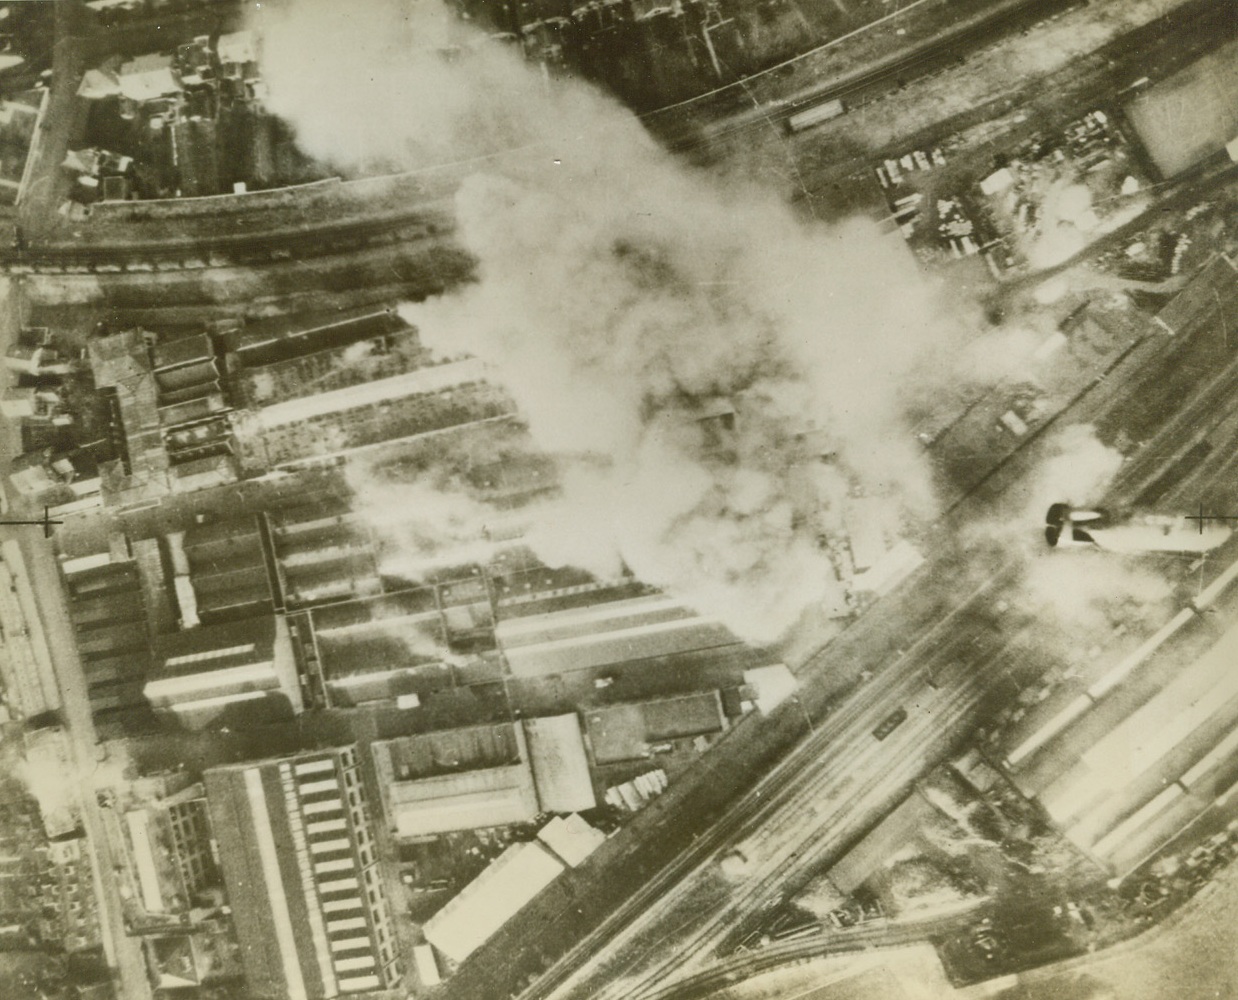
145 616 303 730
204 747 401 999
584 691 728 764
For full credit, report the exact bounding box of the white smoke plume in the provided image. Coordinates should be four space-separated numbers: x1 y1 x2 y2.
255 0 983 641
994 424 1173 635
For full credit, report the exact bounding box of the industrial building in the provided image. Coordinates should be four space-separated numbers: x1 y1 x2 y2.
584 691 728 764
371 723 539 838
422 840 566 968
300 586 447 708
144 616 303 730
222 307 408 370
371 717 596 838
267 505 382 610
204 747 401 1000
231 361 514 473
0 540 62 719
523 714 597 813
60 541 155 736
176 515 274 622
88 328 236 508
216 302 516 473
1000 590 1238 878
536 813 606 867
496 592 741 678
122 775 219 915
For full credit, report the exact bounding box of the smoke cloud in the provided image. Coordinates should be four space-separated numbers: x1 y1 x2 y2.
255 0 984 640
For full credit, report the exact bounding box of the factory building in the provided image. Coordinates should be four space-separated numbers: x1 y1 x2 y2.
219 303 515 475
223 307 408 370
228 317 430 412
145 616 303 730
60 541 155 736
1001 596 1238 877
231 360 514 473
300 586 445 708
267 506 382 610
122 775 219 915
584 691 728 764
495 592 740 678
0 540 62 719
422 840 565 968
88 328 236 508
371 723 539 838
523 714 597 813
371 717 596 837
536 813 606 867
204 747 401 1000
177 515 274 622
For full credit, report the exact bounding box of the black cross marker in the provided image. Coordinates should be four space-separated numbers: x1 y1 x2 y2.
0 506 64 538
1185 502 1238 535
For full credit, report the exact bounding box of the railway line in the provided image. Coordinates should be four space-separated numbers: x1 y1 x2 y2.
0 204 460 274
526 283 1238 1000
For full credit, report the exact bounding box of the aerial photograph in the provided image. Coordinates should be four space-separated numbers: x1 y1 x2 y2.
0 0 1237 999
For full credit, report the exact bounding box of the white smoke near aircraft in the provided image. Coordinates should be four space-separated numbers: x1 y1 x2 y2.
1005 425 1174 634
254 0 993 640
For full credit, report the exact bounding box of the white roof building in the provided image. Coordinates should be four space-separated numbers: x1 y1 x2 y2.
388 765 541 838
118 54 182 103
537 814 605 867
523 714 596 813
423 841 565 965
742 663 799 714
497 593 738 678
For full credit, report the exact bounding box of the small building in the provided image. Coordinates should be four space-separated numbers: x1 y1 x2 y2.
118 54 182 103
536 813 605 867
0 386 37 418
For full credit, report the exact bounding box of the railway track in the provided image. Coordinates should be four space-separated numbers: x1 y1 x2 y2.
0 205 461 274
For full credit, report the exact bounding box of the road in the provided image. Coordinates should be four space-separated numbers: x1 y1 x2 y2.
1 527 152 1000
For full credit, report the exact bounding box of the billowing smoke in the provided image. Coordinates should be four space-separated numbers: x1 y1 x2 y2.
1023 422 1125 514
255 0 984 640
999 424 1172 634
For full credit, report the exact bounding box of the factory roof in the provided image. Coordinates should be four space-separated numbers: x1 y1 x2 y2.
145 616 301 724
536 813 605 867
497 593 739 677
372 722 541 837
250 359 489 431
584 691 727 764
152 333 212 371
204 747 395 1000
523 714 596 813
422 841 565 965
388 765 541 838
88 328 149 387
